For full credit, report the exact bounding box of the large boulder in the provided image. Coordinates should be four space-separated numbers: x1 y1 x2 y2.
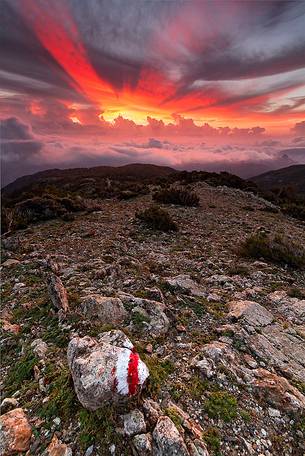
80 295 127 324
67 330 149 410
0 408 32 455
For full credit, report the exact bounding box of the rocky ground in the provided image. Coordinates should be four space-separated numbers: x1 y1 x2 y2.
1 182 305 456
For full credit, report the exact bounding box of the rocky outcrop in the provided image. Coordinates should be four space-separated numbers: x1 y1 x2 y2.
152 416 190 456
67 330 149 410
80 295 127 324
268 290 305 324
119 294 169 337
0 408 32 455
47 273 69 313
248 324 305 382
228 300 273 327
250 368 305 413
165 275 205 297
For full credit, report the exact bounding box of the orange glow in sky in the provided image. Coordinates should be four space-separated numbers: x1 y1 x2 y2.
15 0 305 132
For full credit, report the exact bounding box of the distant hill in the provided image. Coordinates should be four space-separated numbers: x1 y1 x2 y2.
2 163 177 196
251 164 305 194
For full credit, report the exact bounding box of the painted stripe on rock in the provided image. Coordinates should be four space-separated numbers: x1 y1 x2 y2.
115 348 149 396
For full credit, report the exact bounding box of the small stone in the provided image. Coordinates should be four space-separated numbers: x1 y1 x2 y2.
195 356 215 379
122 410 146 437
84 445 94 456
176 324 186 332
0 398 18 414
1 321 21 335
46 434 72 456
165 275 205 297
132 433 152 455
31 339 48 359
1 259 20 268
142 399 162 425
268 408 281 418
47 274 69 313
109 444 116 455
145 343 153 354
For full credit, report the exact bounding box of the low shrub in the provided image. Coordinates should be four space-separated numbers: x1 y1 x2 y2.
136 205 178 232
204 391 238 422
153 187 200 207
239 231 305 268
202 427 221 455
7 195 94 230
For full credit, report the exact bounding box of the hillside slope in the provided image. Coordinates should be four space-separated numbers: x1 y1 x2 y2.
2 163 177 195
1 181 305 455
251 164 305 194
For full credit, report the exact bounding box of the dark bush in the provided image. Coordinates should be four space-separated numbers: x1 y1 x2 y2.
10 195 88 229
136 205 178 232
14 197 65 227
60 197 85 212
239 230 305 268
153 187 200 207
282 202 305 221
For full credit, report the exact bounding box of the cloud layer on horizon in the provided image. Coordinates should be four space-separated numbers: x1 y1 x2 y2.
1 116 305 186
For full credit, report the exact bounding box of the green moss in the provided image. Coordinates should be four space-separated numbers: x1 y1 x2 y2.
142 355 175 396
207 301 228 319
240 409 252 422
12 298 51 324
40 365 77 423
88 323 116 337
5 349 38 395
78 407 118 451
291 380 305 395
131 311 150 330
171 374 218 401
42 317 70 348
202 427 221 455
164 407 183 428
204 391 238 422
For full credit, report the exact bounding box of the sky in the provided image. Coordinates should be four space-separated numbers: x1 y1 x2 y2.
1 0 305 185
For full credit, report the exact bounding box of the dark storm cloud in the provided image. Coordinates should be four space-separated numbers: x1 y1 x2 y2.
1 117 34 140
2 0 305 101
1 117 44 185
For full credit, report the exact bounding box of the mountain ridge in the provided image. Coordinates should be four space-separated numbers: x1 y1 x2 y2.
251 164 305 194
